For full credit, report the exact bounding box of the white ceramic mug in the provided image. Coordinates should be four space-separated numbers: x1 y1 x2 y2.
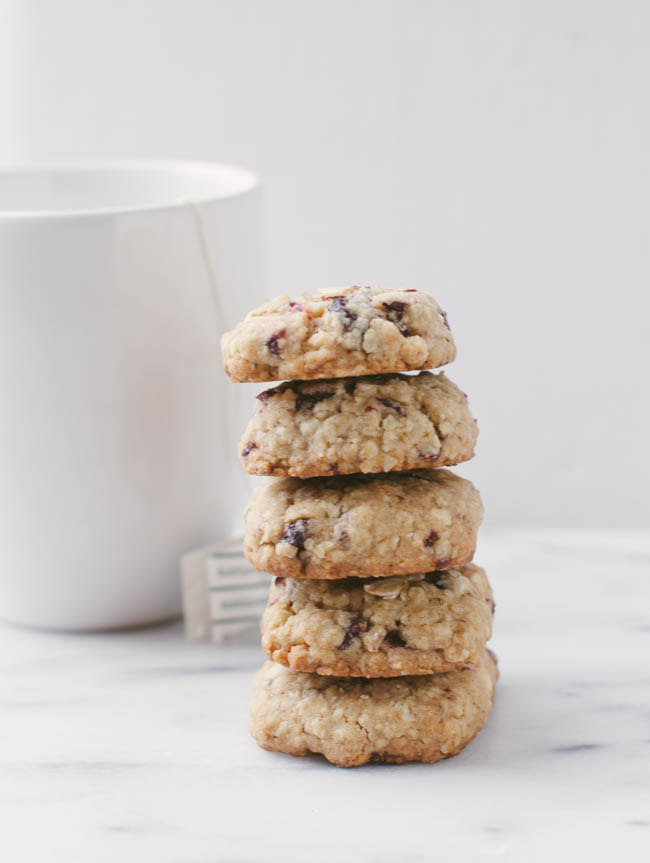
0 160 262 630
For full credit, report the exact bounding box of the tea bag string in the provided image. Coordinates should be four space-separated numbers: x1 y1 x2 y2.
186 199 227 331
186 199 251 503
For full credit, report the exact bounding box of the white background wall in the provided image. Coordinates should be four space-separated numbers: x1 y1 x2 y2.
1 0 648 528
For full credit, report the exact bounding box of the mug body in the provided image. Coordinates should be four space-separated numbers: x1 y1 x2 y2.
0 161 262 629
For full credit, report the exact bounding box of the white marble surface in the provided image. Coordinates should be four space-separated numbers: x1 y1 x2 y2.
1 529 649 862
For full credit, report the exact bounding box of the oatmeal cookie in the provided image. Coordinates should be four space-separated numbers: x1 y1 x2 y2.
261 563 494 676
250 649 498 766
239 371 478 477
244 469 483 580
221 286 455 382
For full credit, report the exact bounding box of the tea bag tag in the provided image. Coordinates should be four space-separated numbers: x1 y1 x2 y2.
181 538 270 643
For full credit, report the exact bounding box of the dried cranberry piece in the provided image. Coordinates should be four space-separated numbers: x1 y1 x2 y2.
337 529 349 545
274 577 286 587
256 390 273 403
417 450 441 462
241 442 256 457
383 300 409 314
382 301 412 336
339 618 367 649
424 530 439 547
287 301 304 312
328 296 358 331
425 572 449 589
377 397 406 416
281 519 310 550
265 329 286 356
384 629 407 648
294 391 334 411
433 422 447 442
436 557 453 569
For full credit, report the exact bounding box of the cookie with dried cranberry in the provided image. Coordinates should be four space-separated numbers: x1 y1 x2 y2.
221 286 455 383
244 468 483 580
239 371 477 477
250 649 498 766
261 563 493 677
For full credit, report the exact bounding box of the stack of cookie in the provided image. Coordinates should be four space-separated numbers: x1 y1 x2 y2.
221 286 497 767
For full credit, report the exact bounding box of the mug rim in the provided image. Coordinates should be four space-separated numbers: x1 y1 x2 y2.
0 158 260 219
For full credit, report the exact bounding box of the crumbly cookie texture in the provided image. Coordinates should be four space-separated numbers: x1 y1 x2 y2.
244 468 483 580
221 286 456 383
250 649 498 767
261 564 494 677
239 371 478 477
